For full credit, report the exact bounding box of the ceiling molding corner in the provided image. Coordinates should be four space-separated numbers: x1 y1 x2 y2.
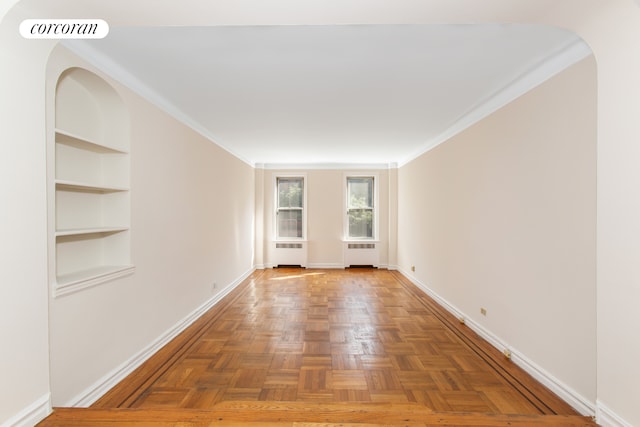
61 40 256 168
261 162 393 171
397 37 593 168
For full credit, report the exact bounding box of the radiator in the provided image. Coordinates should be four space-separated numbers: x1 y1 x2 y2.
344 242 379 267
273 241 307 267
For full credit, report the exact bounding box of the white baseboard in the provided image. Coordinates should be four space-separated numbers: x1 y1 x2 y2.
509 347 594 416
1 393 51 427
263 263 392 270
306 263 345 269
66 267 255 407
597 400 633 427
398 268 596 418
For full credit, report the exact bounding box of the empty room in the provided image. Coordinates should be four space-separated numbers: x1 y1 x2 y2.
1 1 640 427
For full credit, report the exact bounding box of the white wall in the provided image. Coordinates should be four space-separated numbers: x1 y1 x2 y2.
254 168 265 268
543 2 640 425
398 56 597 408
3 1 640 426
258 168 391 269
0 5 53 425
44 45 256 406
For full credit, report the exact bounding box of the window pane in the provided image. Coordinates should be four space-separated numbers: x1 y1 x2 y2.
278 178 303 208
278 209 303 238
348 208 373 238
347 177 374 239
348 177 373 209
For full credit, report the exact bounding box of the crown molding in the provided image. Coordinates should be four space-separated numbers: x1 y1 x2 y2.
257 162 396 170
63 33 591 171
398 38 593 167
61 40 256 168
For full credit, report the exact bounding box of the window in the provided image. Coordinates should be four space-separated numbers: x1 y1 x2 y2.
347 176 374 239
276 176 305 239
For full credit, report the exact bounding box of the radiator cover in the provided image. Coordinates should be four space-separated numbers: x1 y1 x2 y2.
273 241 307 267
344 241 379 267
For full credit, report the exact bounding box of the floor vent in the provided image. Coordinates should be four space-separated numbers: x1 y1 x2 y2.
275 264 303 268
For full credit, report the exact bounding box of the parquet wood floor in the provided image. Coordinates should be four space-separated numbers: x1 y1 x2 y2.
39 268 597 426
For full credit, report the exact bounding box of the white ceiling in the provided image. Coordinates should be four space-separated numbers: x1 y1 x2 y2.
65 23 590 167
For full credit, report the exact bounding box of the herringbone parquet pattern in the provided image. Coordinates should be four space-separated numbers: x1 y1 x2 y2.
99 268 573 415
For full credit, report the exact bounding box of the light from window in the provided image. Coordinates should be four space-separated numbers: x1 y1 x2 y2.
276 177 304 239
347 176 374 239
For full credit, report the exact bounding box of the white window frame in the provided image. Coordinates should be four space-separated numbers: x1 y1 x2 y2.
343 173 379 241
274 174 307 241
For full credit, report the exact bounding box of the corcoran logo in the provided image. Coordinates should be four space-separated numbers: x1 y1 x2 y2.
20 19 109 39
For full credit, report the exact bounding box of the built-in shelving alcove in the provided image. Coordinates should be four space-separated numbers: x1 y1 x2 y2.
52 67 133 296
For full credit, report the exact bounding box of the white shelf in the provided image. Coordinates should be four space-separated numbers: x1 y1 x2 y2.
55 179 128 193
55 265 136 297
55 128 128 154
55 226 129 237
52 68 132 297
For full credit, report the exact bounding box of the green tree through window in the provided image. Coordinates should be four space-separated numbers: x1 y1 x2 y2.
347 177 374 239
277 177 304 238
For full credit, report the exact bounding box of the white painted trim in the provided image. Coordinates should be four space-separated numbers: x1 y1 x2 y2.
64 267 255 407
61 41 255 168
398 39 593 167
64 35 590 171
509 347 594 416
343 173 380 242
398 268 596 417
0 393 51 427
306 263 345 269
53 265 136 298
260 162 394 171
596 400 633 427
273 173 308 241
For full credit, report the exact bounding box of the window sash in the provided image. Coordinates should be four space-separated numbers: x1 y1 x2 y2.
346 176 374 239
277 177 304 209
348 207 374 239
277 209 303 239
276 177 304 239
347 177 374 209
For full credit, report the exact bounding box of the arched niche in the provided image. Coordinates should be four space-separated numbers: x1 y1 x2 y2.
53 67 133 297
55 67 128 152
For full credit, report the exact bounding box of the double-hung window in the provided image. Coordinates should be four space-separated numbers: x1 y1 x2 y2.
276 176 305 239
346 176 375 239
